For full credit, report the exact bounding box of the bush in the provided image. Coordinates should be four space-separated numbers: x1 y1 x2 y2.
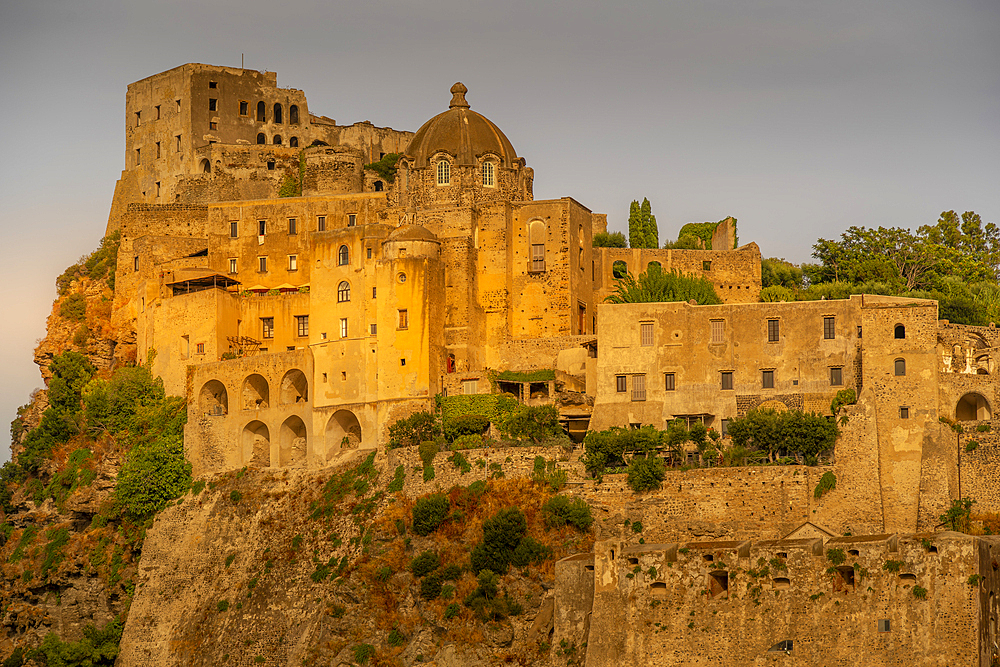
531 456 567 491
471 507 527 575
444 414 491 442
388 411 439 449
814 471 837 498
387 627 406 647
217 599 229 612
759 285 794 302
627 455 665 493
387 465 405 493
444 602 460 619
452 434 485 450
410 550 441 577
412 493 450 536
510 535 553 567
421 570 444 600
26 618 122 667
418 440 439 467
582 425 661 479
830 388 857 415
542 495 593 531
592 231 627 248
352 644 375 665
59 293 88 321
498 405 562 443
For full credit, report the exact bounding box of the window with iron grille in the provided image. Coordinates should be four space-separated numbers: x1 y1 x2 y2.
762 370 774 389
641 322 654 347
531 244 545 272
482 161 495 187
196 343 205 355
823 317 835 339
261 317 274 339
830 367 843 386
398 309 408 329
437 160 450 185
631 374 646 401
721 371 733 390
369 324 377 335
317 215 326 231
296 315 309 337
767 319 780 342
711 320 724 344
616 375 627 393
665 373 675 391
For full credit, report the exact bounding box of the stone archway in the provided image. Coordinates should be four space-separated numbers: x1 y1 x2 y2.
199 380 228 416
956 393 992 421
279 369 308 405
241 421 270 467
326 410 362 459
242 374 269 410
279 415 308 467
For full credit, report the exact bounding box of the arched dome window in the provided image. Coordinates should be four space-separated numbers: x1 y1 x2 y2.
436 160 451 186
482 161 495 187
338 245 350 266
338 281 351 302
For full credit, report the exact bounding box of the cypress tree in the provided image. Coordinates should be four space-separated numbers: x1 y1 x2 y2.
640 198 658 249
627 200 641 249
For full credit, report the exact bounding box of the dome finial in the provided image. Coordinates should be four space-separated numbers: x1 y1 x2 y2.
449 82 469 109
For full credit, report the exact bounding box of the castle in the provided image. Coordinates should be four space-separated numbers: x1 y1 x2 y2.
105 64 1000 664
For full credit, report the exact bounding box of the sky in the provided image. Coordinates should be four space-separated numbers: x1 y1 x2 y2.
0 0 998 462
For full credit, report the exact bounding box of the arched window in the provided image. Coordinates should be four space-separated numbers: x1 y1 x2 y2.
894 324 905 339
647 261 662 273
273 135 282 145
612 260 628 279
529 220 546 272
289 136 298 148
289 105 299 125
338 281 351 302
256 101 266 122
374 181 383 192
436 160 451 185
338 245 349 266
482 161 495 187
200 158 211 173
256 133 266 145
894 358 906 376
273 103 283 124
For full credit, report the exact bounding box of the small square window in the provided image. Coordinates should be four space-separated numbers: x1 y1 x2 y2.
267 161 275 171
230 221 238 238
209 81 217 89
288 218 297 235
616 375 627 393
640 322 654 347
297 315 309 337
209 121 218 130
767 319 780 342
721 371 733 390
899 406 909 419
229 258 237 274
665 373 675 391
877 619 891 633
135 111 141 126
156 141 161 158
824 317 836 339
261 317 274 339
401 358 406 366
895 359 906 376
196 343 205 354
762 370 774 388
463 379 478 394
176 99 181 112
348 214 357 227
398 309 409 329
208 98 217 111
703 260 712 271
830 367 843 386
240 101 248 115
258 256 267 272
288 255 297 271
317 215 326 232
155 181 161 197
135 148 141 166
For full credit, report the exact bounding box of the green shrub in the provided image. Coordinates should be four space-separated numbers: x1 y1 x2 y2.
412 493 449 536
541 496 593 531
965 440 979 452
627 455 665 493
225 553 236 568
375 566 392 582
410 550 440 577
387 465 405 493
421 570 444 599
976 423 991 432
191 480 206 495
463 570 523 621
448 451 472 474
471 507 527 575
510 536 553 567
26 617 122 667
830 388 857 415
363 153 401 182
217 599 230 612
444 602 460 619
40 526 70 579
59 293 88 322
826 548 846 566
9 525 38 563
439 563 463 581
439 393 519 425
422 464 435 482
499 405 562 443
912 585 928 599
418 440 439 467
352 643 375 665
388 411 439 449
387 627 406 647
814 471 837 498
444 414 490 442
452 434 485 450
760 285 794 302
531 456 568 491
230 490 242 504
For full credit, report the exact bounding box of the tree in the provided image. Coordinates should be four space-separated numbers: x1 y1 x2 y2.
605 264 721 305
640 198 658 249
593 231 627 248
628 200 643 249
761 258 804 289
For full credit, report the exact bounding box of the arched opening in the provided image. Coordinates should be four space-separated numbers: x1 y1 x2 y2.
199 380 228 416
447 354 455 373
200 158 211 174
338 281 351 303
273 135 282 145
279 369 308 405
273 103 283 124
242 374 269 410
338 245 349 266
529 220 546 272
772 577 790 590
241 421 270 467
374 181 383 192
957 392 992 421
289 136 298 148
647 261 662 274
894 358 906 376
612 260 628 280
768 640 793 653
256 133 266 145
648 582 667 599
256 101 266 122
894 324 905 339
279 415 307 467
289 105 299 125
326 410 362 456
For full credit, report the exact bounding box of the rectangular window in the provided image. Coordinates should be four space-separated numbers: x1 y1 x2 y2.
176 99 181 112
258 256 267 272
230 221 238 238
711 320 724 344
135 148 141 166
348 214 357 227
640 322 654 347
288 218 297 235
208 98 217 111
209 121 218 130
370 323 377 335
317 215 326 232
240 101 248 115
531 244 545 272
665 373 675 391
209 81 217 89
703 260 712 271
228 258 237 274
899 406 909 419
261 317 274 339
631 374 646 402
339 318 348 338
824 317 836 339
367 247 373 259
196 343 205 355
616 375 627 393
155 181 161 197
288 255 297 271
877 619 891 633
297 315 309 337
372 287 377 299
133 256 139 271
176 135 181 152
762 370 774 389
463 379 478 395
258 220 266 236
830 367 843 386
579 247 584 270
721 419 730 436
398 309 409 329
767 319 780 342
135 111 141 126
156 141 161 158
721 371 733 390
155 105 161 119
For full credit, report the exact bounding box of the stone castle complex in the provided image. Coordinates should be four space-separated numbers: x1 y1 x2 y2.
105 64 997 665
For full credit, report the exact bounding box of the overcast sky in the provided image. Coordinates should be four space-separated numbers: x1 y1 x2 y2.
1 0 998 462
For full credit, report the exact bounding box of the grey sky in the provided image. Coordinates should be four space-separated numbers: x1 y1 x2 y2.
1 0 998 462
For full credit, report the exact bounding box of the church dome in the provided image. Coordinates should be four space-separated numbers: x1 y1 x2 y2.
405 83 518 168
387 224 438 242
